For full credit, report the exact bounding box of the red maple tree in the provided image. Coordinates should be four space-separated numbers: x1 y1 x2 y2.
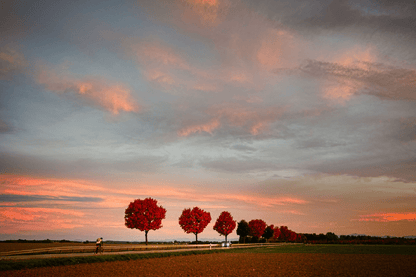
179 207 211 242
273 225 281 240
279 225 299 242
124 198 166 245
213 211 236 243
248 219 266 239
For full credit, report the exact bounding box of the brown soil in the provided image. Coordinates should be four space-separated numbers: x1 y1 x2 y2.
4 253 416 277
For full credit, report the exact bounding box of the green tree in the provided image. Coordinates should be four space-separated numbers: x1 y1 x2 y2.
236 220 250 243
262 225 275 242
326 232 338 242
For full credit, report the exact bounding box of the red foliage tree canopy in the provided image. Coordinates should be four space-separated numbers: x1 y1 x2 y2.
179 207 211 242
248 219 266 239
213 211 236 242
279 225 298 242
273 225 281 239
124 198 166 244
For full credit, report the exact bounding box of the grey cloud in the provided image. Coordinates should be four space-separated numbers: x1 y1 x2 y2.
0 151 167 179
0 119 13 133
296 138 347 149
200 157 279 173
308 157 416 183
298 59 416 101
304 0 416 35
0 46 27 81
245 0 416 38
385 117 416 143
256 173 416 207
230 144 257 152
0 194 103 203
0 1 28 42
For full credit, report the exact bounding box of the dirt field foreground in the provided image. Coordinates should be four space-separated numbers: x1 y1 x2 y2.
4 252 416 277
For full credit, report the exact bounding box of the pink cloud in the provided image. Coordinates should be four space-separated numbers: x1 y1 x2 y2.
177 118 221 136
144 69 178 89
333 46 377 70
180 0 226 27
211 103 283 134
177 103 283 136
321 46 378 102
122 1 303 94
322 79 360 103
359 213 416 222
256 29 299 70
0 46 27 80
0 174 109 199
225 195 308 208
0 207 85 233
126 40 191 70
35 63 141 115
192 83 219 92
233 94 263 103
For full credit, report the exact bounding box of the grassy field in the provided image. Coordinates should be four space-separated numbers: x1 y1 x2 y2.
1 244 415 271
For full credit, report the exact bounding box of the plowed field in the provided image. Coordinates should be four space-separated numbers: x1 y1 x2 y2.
4 252 416 277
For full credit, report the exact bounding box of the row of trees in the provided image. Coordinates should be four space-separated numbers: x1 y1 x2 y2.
125 198 234 244
236 220 303 243
125 198 300 245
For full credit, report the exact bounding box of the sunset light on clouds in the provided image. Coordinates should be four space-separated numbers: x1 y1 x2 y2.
1 0 415 242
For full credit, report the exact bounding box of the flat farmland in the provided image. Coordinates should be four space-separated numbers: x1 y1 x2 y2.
3 252 416 277
1 244 415 276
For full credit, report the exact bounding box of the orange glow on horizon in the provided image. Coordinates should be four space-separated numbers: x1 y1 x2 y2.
359 213 416 222
1 174 308 211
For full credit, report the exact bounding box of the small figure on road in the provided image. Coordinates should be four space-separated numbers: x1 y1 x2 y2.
100 237 103 253
95 238 101 254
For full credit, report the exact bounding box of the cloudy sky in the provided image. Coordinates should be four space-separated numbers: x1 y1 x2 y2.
1 0 415 241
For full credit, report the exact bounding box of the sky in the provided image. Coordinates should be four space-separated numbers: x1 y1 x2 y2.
1 0 415 242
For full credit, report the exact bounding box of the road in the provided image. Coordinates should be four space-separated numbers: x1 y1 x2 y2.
1 243 278 260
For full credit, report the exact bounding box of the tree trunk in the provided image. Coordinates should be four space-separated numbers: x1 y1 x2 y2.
195 233 198 243
225 235 228 243
145 230 148 245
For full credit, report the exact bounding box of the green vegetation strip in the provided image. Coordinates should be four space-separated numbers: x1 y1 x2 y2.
1 244 415 271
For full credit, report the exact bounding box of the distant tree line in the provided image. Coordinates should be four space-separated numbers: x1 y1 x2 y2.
302 232 416 245
0 239 76 243
236 220 304 243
